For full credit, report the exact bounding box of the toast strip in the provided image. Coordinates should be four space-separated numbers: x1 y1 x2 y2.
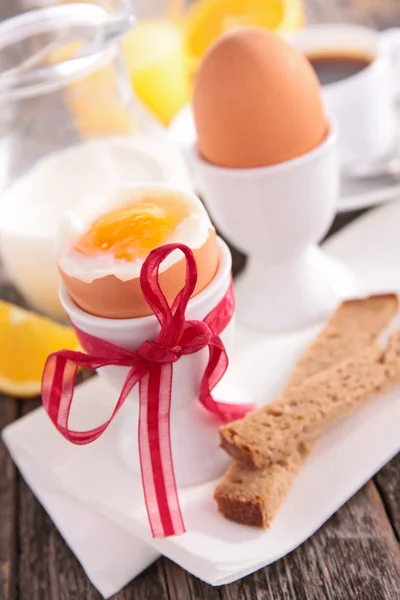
215 441 314 528
215 295 399 527
286 294 398 389
220 295 399 469
220 342 394 469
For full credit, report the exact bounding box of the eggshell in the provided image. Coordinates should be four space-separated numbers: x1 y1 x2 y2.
59 229 219 319
193 26 328 169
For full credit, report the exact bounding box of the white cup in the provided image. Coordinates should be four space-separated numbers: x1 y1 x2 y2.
290 24 400 169
60 237 244 486
193 118 355 332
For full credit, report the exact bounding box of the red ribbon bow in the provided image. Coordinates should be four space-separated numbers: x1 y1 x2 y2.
41 243 254 538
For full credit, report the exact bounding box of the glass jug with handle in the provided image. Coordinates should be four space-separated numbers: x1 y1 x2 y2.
0 2 192 320
24 0 190 125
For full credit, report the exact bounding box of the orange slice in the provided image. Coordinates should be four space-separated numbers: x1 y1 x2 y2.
185 0 305 78
0 302 79 398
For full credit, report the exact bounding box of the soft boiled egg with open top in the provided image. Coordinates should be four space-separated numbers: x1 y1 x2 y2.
57 184 219 319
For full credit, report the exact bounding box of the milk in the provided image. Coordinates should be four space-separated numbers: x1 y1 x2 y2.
0 137 192 319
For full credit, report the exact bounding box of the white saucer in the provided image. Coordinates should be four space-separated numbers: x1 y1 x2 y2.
339 165 400 211
168 104 400 214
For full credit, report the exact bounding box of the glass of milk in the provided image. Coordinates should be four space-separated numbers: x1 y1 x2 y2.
0 3 192 320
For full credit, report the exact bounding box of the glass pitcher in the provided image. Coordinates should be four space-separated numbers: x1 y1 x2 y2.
0 2 192 320
25 0 190 124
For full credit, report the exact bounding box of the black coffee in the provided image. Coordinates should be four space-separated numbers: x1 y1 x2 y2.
308 53 372 86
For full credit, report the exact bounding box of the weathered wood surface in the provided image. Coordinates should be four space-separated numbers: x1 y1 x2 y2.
0 1 399 599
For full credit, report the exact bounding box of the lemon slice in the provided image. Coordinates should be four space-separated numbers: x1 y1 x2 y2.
0 301 79 398
185 0 305 77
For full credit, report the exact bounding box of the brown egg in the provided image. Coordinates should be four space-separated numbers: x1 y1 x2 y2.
57 188 220 319
193 26 328 169
59 229 219 319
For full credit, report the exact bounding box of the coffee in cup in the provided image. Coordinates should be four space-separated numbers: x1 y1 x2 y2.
290 25 400 170
307 50 374 86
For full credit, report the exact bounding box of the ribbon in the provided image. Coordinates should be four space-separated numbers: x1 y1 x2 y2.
41 243 254 538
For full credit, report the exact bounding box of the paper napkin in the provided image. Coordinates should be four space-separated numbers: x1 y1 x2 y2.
2 396 159 599
3 199 400 596
4 355 400 590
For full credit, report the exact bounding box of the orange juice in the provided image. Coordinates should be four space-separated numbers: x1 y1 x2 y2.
122 19 189 125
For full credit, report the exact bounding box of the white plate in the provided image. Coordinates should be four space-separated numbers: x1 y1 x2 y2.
168 105 400 214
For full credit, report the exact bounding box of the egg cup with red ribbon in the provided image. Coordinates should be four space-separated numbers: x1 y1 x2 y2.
192 27 356 332
41 183 254 539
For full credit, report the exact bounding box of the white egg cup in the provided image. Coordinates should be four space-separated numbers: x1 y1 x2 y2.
60 237 248 487
193 119 355 332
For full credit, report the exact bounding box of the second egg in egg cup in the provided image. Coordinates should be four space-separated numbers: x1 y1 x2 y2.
191 26 355 332
194 117 355 332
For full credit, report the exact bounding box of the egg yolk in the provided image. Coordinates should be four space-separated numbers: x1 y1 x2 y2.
74 198 188 261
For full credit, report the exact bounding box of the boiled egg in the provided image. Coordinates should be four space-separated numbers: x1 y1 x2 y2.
57 185 219 319
193 26 328 168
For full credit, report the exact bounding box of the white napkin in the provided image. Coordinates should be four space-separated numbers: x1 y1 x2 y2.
2 397 159 598
4 353 400 589
3 199 400 595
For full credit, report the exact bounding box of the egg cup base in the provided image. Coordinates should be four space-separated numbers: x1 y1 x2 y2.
234 246 356 332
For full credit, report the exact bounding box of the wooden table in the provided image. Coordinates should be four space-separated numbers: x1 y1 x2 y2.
1 1 399 599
